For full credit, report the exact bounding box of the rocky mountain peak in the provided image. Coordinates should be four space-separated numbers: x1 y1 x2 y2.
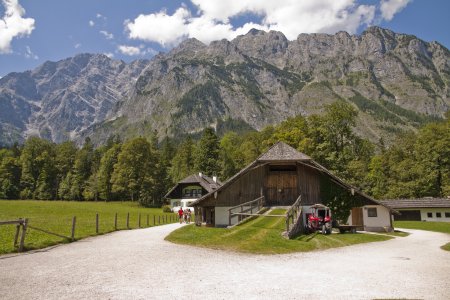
0 27 448 146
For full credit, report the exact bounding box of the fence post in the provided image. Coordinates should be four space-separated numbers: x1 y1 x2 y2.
96 213 99 234
126 213 130 229
153 215 155 225
138 213 141 228
147 214 149 226
18 218 28 252
240 205 243 222
158 215 160 224
13 219 22 247
114 213 118 230
286 213 289 233
71 216 76 241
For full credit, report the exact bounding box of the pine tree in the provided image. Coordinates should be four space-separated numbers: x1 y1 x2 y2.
194 128 220 176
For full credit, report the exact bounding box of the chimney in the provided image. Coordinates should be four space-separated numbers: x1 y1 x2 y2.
199 172 202 178
213 176 217 183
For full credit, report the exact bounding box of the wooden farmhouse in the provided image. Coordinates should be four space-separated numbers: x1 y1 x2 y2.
381 198 450 222
165 173 222 211
191 142 395 232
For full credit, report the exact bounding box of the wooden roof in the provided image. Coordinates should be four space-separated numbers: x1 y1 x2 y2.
164 173 222 198
257 141 311 161
380 198 450 209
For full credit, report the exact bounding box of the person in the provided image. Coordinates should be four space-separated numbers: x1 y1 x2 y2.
186 209 191 224
178 207 183 224
183 208 188 223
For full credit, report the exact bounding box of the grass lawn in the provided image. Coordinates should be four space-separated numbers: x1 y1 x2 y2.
376 230 410 237
166 209 392 254
441 242 450 251
394 221 450 234
0 200 177 254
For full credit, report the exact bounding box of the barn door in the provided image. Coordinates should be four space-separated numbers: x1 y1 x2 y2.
265 167 298 206
351 207 364 230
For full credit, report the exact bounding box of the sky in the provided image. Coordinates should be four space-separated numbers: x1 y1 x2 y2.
0 0 449 77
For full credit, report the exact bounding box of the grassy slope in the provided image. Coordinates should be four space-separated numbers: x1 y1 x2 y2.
394 221 450 234
0 200 176 254
166 209 392 254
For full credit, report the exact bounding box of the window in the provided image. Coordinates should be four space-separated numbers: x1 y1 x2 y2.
445 212 450 218
427 212 433 218
367 207 377 217
436 212 441 218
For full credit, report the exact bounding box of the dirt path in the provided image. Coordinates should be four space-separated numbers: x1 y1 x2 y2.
0 224 449 299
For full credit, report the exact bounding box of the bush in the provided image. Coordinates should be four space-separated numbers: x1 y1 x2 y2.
162 205 173 213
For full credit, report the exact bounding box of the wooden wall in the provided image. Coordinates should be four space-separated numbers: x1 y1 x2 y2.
202 161 324 208
297 163 322 205
216 164 266 207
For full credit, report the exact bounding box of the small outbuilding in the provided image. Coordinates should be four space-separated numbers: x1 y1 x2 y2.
191 142 396 232
381 198 450 222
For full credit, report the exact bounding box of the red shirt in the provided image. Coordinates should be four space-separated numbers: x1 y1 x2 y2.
178 208 183 216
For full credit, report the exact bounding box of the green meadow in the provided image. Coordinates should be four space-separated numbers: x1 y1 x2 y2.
0 200 176 254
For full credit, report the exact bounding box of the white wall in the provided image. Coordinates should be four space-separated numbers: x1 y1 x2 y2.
346 205 392 232
215 207 232 226
420 208 450 222
363 205 392 231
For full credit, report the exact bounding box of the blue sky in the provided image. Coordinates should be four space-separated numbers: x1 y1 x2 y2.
0 0 449 77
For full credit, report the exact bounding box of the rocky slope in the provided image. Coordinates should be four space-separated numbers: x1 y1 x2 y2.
0 54 148 144
0 27 449 146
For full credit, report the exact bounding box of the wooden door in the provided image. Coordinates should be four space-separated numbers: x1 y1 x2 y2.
265 171 297 206
351 207 364 230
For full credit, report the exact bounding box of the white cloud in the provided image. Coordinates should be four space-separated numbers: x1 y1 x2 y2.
24 45 38 59
74 43 81 49
126 7 190 47
99 30 114 40
0 0 35 53
380 0 410 21
118 45 142 56
125 0 411 48
89 20 95 27
104 52 114 58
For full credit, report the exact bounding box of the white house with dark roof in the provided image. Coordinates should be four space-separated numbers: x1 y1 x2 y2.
381 198 450 222
164 173 222 212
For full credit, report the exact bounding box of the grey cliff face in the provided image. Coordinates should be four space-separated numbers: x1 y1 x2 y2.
0 27 449 146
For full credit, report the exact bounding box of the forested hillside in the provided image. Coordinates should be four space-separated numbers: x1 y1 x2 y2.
1 101 448 204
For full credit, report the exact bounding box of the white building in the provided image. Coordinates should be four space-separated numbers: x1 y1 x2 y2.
381 198 450 222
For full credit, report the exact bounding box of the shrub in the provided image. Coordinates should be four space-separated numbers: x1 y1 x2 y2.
162 205 173 213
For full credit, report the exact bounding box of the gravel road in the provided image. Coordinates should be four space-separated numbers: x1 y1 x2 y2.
0 224 449 299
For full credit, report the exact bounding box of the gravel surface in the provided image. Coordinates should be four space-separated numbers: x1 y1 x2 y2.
0 224 449 299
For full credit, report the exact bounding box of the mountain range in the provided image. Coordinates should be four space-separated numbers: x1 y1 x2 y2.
0 26 448 146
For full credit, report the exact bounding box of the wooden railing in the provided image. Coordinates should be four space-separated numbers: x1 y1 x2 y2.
285 194 303 238
228 196 265 226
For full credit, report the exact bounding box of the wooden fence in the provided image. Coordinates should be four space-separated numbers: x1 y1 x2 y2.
228 196 265 226
285 194 304 238
1 213 178 253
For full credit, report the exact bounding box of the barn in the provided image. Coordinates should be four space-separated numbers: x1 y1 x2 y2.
191 142 395 232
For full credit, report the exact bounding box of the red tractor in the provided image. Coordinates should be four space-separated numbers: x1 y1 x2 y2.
306 204 332 235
